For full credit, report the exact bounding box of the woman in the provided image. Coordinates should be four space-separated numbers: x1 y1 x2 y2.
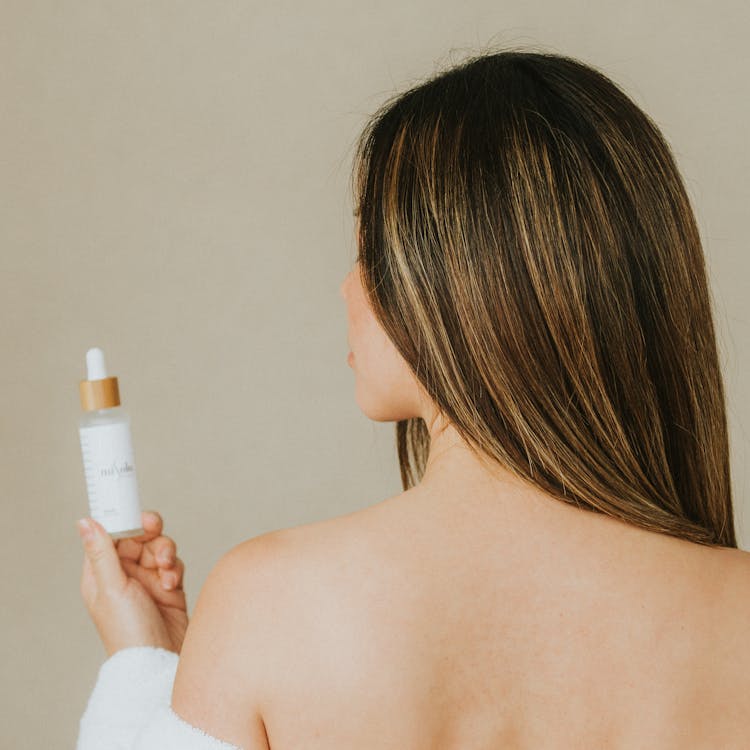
76 49 750 749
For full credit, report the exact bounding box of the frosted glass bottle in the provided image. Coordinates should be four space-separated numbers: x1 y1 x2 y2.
78 347 144 539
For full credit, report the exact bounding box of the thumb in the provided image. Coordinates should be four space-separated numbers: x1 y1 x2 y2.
76 518 127 590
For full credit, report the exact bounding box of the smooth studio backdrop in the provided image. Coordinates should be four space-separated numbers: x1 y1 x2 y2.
1 2 747 747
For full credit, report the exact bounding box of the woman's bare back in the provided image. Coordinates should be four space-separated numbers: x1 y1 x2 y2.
257 484 750 749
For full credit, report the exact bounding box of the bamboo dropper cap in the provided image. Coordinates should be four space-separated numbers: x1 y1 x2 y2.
79 347 121 411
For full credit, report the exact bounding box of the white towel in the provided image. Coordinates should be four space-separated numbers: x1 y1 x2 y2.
76 645 242 750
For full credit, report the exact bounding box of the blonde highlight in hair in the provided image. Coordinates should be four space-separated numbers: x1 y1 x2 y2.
351 47 735 548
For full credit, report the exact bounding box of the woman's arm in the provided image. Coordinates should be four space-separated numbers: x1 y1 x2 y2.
75 513 278 748
170 534 282 750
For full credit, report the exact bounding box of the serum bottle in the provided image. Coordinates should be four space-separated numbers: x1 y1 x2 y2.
78 347 144 539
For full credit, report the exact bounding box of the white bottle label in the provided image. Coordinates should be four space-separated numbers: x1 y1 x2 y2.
79 421 142 534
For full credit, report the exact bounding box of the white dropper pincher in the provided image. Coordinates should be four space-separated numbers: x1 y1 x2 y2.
86 347 108 382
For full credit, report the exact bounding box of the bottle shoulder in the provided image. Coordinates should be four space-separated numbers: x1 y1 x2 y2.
79 406 131 428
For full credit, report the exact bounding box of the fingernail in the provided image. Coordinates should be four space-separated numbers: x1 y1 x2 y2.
76 519 94 542
162 573 175 590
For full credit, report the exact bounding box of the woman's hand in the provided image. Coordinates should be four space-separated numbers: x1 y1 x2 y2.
76 510 189 658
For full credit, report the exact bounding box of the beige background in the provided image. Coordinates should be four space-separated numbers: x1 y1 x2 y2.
1 1 747 747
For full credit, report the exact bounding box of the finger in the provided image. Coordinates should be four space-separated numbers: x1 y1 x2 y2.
158 557 185 590
115 536 144 563
121 510 164 544
117 535 176 568
76 518 128 591
140 537 177 569
121 557 186 603
79 553 96 603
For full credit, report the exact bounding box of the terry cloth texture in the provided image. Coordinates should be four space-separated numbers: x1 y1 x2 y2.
76 645 242 749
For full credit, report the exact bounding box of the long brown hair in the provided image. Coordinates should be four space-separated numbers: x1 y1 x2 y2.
350 47 735 548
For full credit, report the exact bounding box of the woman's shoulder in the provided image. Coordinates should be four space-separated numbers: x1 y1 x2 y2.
231 489 411 568
213 496 412 683
223 492 406 607
229 490 434 634
222 494 750 662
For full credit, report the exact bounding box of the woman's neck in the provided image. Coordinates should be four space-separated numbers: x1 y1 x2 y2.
416 412 580 527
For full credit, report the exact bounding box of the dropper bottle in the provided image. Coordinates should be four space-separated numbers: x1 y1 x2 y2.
78 347 144 539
